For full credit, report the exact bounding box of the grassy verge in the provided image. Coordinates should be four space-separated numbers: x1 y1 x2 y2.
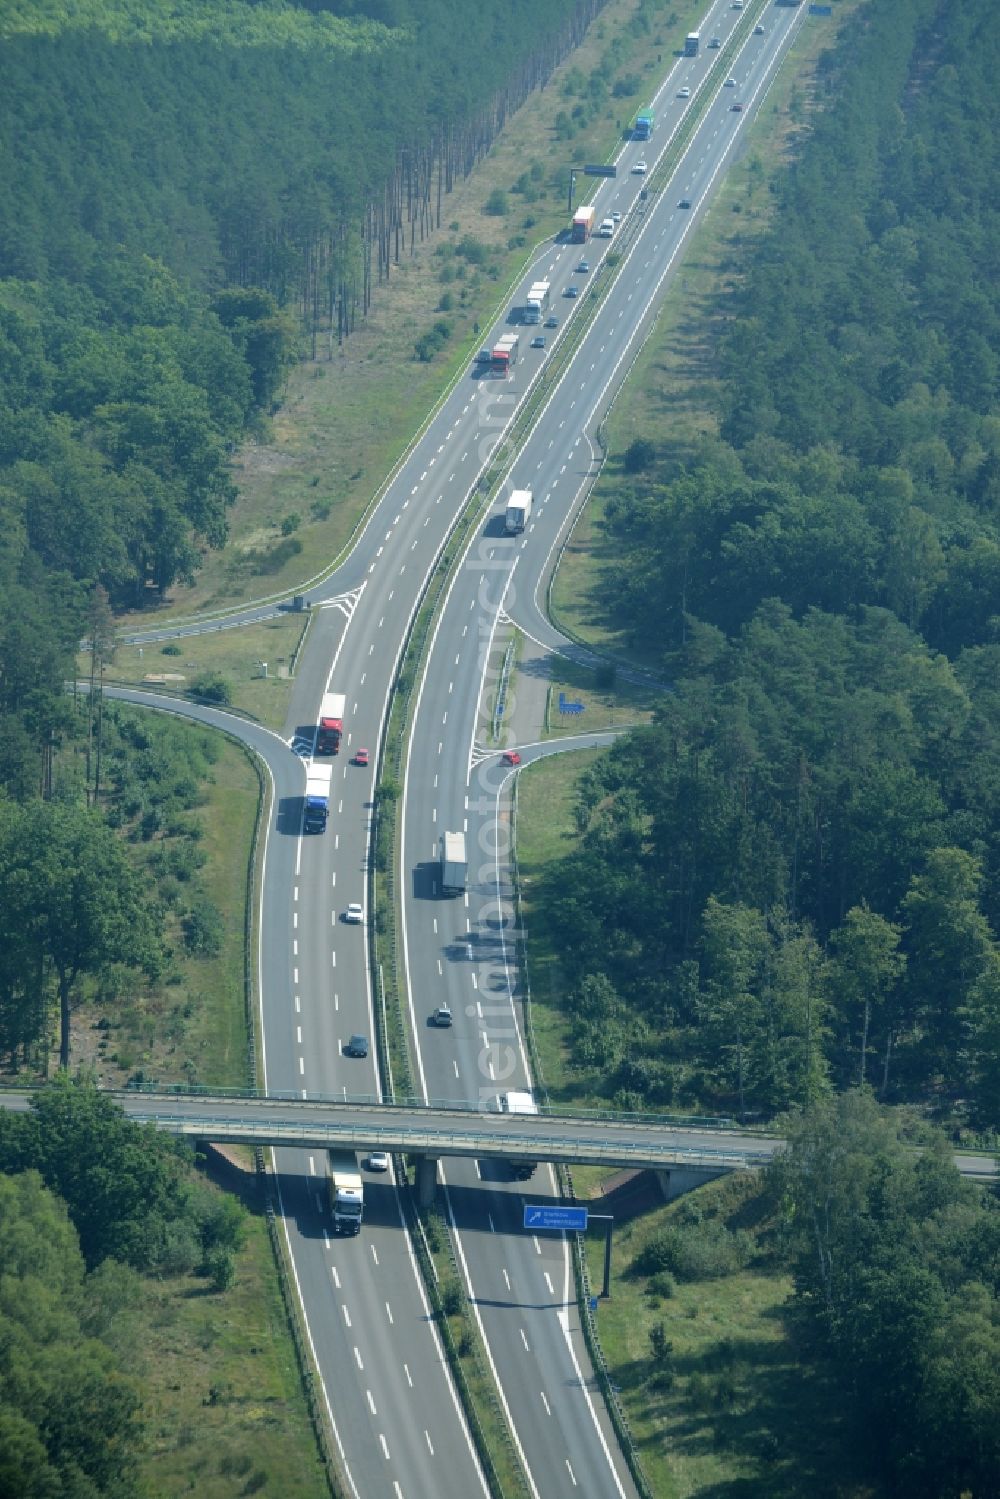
117 0 712 630
542 653 659 737
515 751 608 1110
132 1170 327 1499
574 1169 860 1499
70 729 258 1091
85 613 305 729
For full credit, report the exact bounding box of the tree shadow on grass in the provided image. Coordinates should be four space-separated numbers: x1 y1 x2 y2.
639 1310 864 1498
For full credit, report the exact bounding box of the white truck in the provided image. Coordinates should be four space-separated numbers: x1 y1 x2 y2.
524 280 551 324
327 1149 364 1234
504 489 533 535
439 831 468 895
499 1090 540 1180
304 763 333 833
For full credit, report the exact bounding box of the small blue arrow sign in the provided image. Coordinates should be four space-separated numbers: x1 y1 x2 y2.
523 1205 589 1232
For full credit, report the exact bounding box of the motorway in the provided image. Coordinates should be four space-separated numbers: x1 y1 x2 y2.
398 5 811 1495
107 4 816 1497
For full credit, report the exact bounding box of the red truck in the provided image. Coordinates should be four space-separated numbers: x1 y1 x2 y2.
491 333 519 377
316 691 346 754
571 205 596 242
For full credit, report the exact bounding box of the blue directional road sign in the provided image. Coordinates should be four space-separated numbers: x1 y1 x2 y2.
524 1204 589 1232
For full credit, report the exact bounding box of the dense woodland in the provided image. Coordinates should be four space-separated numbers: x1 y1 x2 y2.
545 0 1000 1130
0 0 614 1065
0 1081 246 1497
770 1096 1000 1497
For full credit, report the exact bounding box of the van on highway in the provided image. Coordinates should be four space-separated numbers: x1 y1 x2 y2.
598 217 616 237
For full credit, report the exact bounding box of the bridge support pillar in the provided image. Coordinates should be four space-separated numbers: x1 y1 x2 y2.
656 1165 732 1202
415 1155 439 1208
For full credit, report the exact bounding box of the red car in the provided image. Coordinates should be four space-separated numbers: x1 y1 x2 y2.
501 750 522 767
354 747 369 767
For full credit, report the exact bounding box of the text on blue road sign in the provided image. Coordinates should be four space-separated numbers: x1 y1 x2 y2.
524 1204 589 1232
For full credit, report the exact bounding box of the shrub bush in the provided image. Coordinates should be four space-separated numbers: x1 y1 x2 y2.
636 1220 751 1282
189 673 231 705
623 437 656 472
183 895 224 957
440 1278 463 1316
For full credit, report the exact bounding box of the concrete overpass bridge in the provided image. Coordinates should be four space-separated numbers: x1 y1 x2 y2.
2 1085 778 1201
4 1087 995 1201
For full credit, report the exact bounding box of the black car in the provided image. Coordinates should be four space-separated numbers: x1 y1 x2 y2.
678 198 692 209
345 1033 369 1058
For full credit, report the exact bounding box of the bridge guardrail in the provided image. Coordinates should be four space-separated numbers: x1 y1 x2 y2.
104 1079 750 1130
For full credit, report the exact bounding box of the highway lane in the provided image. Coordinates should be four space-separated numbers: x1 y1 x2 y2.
509 0 811 653
398 5 813 1496
261 612 492 1499
108 5 814 1494
404 728 637 1494
104 687 489 1499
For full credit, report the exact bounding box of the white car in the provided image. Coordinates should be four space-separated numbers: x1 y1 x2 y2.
678 86 691 99
632 159 647 175
345 902 364 924
611 210 622 222
365 1152 390 1172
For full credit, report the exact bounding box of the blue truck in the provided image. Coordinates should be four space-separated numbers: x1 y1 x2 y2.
633 109 654 141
